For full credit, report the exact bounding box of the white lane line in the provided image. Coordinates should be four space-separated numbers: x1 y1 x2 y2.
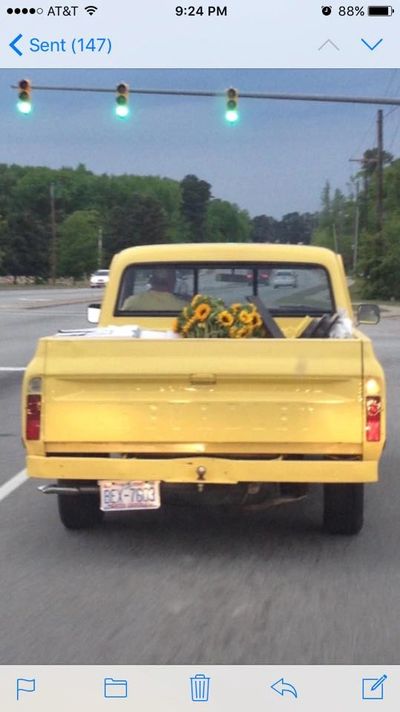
0 469 27 503
0 367 25 372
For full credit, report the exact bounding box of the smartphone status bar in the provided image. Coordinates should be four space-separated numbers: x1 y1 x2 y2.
1 0 400 68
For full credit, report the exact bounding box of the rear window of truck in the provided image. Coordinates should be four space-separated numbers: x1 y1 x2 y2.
115 262 334 316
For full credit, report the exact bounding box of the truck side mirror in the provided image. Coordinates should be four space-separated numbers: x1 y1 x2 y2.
357 303 380 325
87 303 101 324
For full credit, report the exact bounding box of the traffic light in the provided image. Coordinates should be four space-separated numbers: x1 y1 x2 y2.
115 82 130 118
17 79 32 114
225 87 239 123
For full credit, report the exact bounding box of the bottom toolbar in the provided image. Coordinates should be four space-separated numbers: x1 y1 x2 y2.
1 666 397 711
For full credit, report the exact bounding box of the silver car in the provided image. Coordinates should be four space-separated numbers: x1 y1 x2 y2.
272 269 297 288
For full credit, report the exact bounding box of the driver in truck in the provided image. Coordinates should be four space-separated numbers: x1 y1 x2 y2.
122 267 187 311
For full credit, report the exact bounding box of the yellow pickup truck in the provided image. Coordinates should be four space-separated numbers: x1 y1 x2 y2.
23 243 385 535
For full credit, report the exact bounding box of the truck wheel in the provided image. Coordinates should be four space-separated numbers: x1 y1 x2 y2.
323 483 363 535
58 493 104 530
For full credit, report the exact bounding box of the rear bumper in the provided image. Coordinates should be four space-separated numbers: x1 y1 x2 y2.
27 455 378 483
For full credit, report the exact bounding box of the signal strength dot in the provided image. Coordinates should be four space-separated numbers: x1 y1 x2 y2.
84 5 98 14
7 6 36 12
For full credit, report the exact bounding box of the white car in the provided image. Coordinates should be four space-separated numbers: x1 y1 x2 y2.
272 269 297 289
90 269 110 288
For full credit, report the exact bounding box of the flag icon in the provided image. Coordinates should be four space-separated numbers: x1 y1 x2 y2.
16 678 36 701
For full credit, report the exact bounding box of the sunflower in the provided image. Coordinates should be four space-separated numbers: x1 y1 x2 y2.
239 310 252 325
195 303 212 321
237 326 251 338
251 312 262 327
217 310 234 327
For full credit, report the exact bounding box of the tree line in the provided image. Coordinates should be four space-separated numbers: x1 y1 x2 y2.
0 164 315 282
312 147 400 300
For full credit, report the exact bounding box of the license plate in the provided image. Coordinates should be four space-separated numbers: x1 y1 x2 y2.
99 480 161 512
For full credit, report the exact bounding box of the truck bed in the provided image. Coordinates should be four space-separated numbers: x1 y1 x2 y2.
39 335 364 455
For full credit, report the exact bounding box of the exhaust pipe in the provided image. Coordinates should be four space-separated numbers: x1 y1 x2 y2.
38 484 99 495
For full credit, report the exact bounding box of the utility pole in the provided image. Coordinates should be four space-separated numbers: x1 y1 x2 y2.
353 181 360 274
376 108 384 238
97 227 103 268
49 182 57 285
349 108 385 250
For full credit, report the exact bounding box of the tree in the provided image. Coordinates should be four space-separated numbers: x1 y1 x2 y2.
278 212 315 245
58 210 100 279
250 215 278 243
104 192 167 259
312 187 354 270
360 148 393 178
207 200 251 242
1 167 58 279
180 174 211 242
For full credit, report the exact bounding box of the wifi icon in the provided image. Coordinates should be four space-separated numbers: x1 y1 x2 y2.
85 5 98 15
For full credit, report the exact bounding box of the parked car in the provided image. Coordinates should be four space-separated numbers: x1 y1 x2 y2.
90 269 110 288
272 269 297 288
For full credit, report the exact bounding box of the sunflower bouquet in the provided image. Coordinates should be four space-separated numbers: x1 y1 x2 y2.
173 295 267 338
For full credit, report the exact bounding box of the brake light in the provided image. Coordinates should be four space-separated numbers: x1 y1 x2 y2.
26 379 42 441
366 396 381 442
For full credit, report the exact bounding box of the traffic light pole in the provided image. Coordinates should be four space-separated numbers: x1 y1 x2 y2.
11 84 400 108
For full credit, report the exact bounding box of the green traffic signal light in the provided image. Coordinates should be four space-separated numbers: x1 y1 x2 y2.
17 79 32 114
115 82 130 118
225 87 239 123
226 106 239 123
17 98 32 114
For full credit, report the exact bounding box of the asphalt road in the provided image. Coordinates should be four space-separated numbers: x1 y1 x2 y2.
0 288 399 665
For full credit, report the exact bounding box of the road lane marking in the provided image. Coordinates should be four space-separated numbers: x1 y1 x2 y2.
0 367 25 372
0 469 27 503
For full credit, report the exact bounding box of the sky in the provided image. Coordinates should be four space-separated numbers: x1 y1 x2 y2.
1 68 400 219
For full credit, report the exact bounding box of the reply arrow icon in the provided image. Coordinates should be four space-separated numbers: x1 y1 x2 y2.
271 678 298 698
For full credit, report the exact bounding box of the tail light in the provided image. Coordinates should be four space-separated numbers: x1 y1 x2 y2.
366 396 381 442
26 378 42 440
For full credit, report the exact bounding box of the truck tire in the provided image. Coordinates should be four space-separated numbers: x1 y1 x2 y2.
323 483 364 535
58 493 104 530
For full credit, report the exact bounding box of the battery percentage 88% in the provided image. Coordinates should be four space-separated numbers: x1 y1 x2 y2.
338 6 365 14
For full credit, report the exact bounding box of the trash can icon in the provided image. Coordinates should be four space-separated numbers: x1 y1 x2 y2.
190 673 210 702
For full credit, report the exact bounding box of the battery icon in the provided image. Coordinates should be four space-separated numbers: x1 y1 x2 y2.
368 5 395 14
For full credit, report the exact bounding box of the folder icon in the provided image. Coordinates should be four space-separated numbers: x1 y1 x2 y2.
104 677 128 698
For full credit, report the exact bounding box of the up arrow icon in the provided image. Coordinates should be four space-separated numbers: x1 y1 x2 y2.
318 39 340 51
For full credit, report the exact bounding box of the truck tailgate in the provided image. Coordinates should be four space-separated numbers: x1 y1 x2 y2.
41 337 363 451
